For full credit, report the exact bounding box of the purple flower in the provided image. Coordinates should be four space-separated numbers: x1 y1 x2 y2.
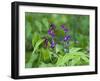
61 24 68 33
48 23 56 38
48 28 55 38
50 40 55 48
64 35 71 41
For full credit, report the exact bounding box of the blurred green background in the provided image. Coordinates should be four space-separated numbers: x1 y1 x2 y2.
25 12 90 68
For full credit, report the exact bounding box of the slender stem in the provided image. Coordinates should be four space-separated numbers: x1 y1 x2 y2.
64 41 69 53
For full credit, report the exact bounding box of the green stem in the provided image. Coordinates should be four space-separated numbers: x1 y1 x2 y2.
64 41 69 53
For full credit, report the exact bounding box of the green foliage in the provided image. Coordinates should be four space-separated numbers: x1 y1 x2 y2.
25 12 89 68
56 47 89 66
55 44 63 53
25 53 38 68
35 20 42 32
26 35 44 68
40 48 51 63
32 32 40 47
32 39 44 54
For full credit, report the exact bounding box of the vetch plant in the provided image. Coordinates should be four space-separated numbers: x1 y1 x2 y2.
48 24 56 48
25 13 89 68
61 24 68 33
61 24 71 53
64 35 71 53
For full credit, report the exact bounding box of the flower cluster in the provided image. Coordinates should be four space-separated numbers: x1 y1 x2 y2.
64 35 71 41
61 24 71 53
48 24 56 38
48 29 55 38
48 24 56 48
61 24 68 33
61 24 71 41
44 23 71 53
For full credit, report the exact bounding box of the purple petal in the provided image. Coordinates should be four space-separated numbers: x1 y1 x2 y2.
61 24 65 29
64 35 71 41
64 28 68 32
48 29 51 35
51 33 55 38
48 29 55 37
61 24 68 32
50 40 55 48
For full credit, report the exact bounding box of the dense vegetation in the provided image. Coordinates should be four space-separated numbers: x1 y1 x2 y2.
25 12 89 68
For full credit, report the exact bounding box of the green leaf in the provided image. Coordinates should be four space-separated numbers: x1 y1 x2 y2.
32 39 44 54
55 44 63 53
56 55 63 66
25 22 32 39
56 47 89 66
70 47 82 53
62 54 75 66
41 48 51 63
42 18 49 30
81 55 89 63
70 56 80 66
56 54 73 66
35 20 42 32
71 52 88 57
25 53 38 68
32 32 40 47
68 51 89 65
